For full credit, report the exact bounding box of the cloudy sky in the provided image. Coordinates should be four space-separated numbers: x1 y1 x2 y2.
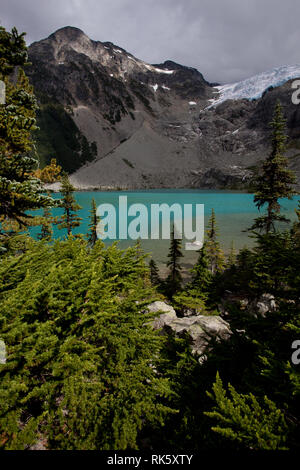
1 0 300 83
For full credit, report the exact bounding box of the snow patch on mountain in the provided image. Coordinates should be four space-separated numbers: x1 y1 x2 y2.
144 64 174 74
150 84 159 92
154 67 174 74
210 64 300 107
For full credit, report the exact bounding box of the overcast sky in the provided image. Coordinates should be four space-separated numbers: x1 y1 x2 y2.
1 0 300 83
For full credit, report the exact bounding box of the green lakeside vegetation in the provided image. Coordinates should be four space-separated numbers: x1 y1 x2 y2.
0 25 300 451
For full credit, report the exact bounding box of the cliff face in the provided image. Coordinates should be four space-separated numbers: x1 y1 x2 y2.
27 26 300 189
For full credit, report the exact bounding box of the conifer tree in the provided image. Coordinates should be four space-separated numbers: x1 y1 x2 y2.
205 373 288 450
57 173 82 236
87 198 99 246
292 200 300 242
250 101 297 233
173 244 212 315
165 224 183 299
206 209 225 274
0 238 172 450
227 241 236 267
191 243 212 292
33 158 62 183
134 238 143 259
149 258 160 286
296 200 300 223
37 206 53 241
0 26 53 231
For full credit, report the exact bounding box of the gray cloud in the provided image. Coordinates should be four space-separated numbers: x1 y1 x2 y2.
1 0 300 83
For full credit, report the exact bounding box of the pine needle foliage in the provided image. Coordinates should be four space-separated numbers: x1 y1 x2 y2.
227 241 236 268
205 209 225 275
37 205 53 241
250 101 297 233
173 244 212 315
0 238 173 450
0 26 53 230
165 224 183 299
205 373 288 450
149 259 161 287
57 173 82 236
87 198 100 247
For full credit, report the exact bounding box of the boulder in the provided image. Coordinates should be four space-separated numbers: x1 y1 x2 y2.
248 293 277 317
164 315 232 356
219 292 277 318
256 294 277 316
146 301 232 358
29 437 47 450
146 301 177 330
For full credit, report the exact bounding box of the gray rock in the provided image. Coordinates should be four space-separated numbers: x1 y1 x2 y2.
249 293 277 317
166 315 232 356
147 301 232 357
219 292 277 318
182 308 202 317
29 437 47 450
146 301 177 329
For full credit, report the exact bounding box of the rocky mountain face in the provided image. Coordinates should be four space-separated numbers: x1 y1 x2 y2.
27 26 300 189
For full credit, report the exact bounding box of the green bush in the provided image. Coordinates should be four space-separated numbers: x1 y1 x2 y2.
0 237 172 449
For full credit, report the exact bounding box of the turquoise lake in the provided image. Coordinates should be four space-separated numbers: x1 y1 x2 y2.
29 190 300 274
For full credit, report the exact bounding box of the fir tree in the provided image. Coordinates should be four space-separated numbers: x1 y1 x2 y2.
173 244 213 315
0 26 53 231
206 209 225 274
227 241 236 268
87 198 99 247
165 224 183 299
296 200 300 223
149 258 160 286
191 243 212 292
33 158 62 183
37 206 53 241
0 238 172 450
57 173 82 236
250 101 297 233
134 238 143 259
291 199 300 244
205 373 288 450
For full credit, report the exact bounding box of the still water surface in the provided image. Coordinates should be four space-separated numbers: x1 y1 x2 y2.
29 190 300 271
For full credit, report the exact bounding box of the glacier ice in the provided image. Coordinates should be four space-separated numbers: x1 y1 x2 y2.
210 64 300 107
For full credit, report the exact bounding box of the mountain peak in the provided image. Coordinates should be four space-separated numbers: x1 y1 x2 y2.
153 60 191 70
48 26 88 42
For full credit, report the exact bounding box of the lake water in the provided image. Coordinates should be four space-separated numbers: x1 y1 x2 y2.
29 190 300 274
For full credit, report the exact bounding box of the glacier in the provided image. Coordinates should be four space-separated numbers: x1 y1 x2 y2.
210 64 300 107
